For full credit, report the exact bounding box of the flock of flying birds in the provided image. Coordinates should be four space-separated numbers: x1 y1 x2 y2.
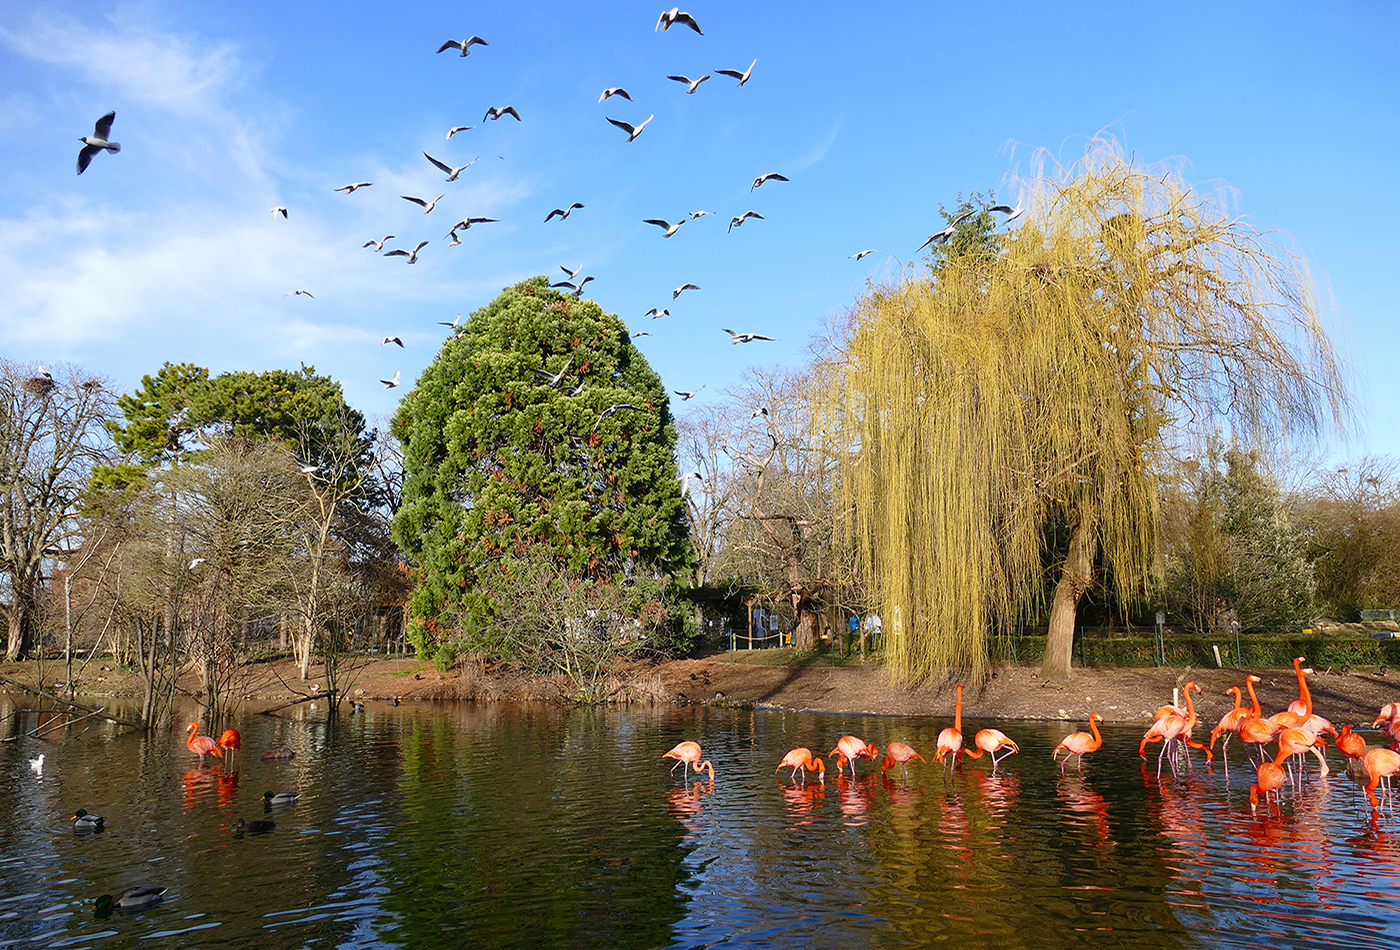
72 7 1028 427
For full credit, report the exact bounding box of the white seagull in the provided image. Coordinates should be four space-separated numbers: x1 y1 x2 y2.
667 74 710 94
850 248 879 260
448 215 497 231
446 125 473 139
723 328 775 344
401 195 444 214
673 283 701 299
446 230 462 247
552 276 595 295
424 152 478 181
632 330 650 337
607 114 653 142
385 240 429 264
560 264 584 280
593 403 644 432
990 201 1025 223
680 471 704 495
728 211 764 232
300 464 319 474
381 336 404 348
439 314 462 328
531 359 574 387
189 557 208 569
335 182 372 194
437 36 488 56
751 172 789 191
545 202 585 222
918 209 977 251
271 206 288 218
645 307 670 319
483 105 522 122
643 217 684 237
688 210 714 219
674 385 706 400
77 111 119 175
285 289 314 298
656 8 703 34
715 59 757 86
363 234 395 252
381 371 401 389
599 87 632 103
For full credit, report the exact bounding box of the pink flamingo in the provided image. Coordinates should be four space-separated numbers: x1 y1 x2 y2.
1052 714 1103 773
880 741 926 780
1249 761 1286 815
964 729 1020 770
935 684 964 771
218 728 241 767
828 735 878 778
776 747 825 783
186 722 222 768
1363 747 1400 812
663 740 715 780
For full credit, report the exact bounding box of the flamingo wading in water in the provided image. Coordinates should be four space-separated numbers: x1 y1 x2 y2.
776 747 825 783
219 728 241 767
828 735 878 778
880 741 926 780
663 741 714 780
965 729 1020 770
935 684 965 771
1052 714 1103 773
186 722 222 768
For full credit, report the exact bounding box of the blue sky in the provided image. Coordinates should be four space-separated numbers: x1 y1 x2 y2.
2 1 1397 460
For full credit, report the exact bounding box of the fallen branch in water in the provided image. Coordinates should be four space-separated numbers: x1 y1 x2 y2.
0 674 145 735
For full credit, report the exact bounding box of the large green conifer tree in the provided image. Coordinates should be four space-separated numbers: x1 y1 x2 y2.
391 278 692 656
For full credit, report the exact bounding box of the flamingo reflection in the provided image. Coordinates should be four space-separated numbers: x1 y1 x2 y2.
665 777 712 840
778 778 825 828
1056 772 1112 843
834 773 875 827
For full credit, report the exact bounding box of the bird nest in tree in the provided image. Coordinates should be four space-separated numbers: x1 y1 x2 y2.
22 376 55 396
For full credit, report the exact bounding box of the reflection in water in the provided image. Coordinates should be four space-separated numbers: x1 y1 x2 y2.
1 698 1399 949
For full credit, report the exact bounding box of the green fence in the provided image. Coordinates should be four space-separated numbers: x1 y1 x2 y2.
997 630 1400 669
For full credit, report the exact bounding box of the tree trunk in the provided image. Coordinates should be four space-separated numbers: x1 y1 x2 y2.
790 591 820 651
1041 517 1099 681
5 587 35 661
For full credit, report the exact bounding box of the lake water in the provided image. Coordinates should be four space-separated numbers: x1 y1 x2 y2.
2 697 1399 950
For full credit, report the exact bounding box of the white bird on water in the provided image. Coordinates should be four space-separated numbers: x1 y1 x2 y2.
599 87 632 103
385 240 429 264
656 8 703 34
437 36 488 56
607 114 653 142
643 217 684 237
77 111 119 175
29 754 44 776
363 235 395 252
673 283 701 299
667 74 710 95
723 328 775 344
715 60 757 86
381 371 401 389
335 182 372 194
401 195 444 214
424 153 478 181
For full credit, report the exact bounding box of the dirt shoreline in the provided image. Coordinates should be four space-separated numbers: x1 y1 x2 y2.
5 650 1398 728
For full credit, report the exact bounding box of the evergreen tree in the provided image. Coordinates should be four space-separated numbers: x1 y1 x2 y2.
391 278 692 656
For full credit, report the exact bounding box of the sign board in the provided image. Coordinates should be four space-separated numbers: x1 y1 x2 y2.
1156 612 1166 627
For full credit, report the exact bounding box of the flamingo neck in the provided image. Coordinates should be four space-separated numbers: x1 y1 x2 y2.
954 685 963 733
1228 688 1242 713
698 760 715 779
1183 687 1197 724
1245 678 1261 717
1088 718 1102 750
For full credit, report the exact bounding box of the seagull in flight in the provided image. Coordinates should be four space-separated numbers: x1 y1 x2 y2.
271 206 288 218
607 114 653 142
643 217 684 237
439 314 462 328
599 87 632 102
381 371 401 389
381 336 404 348
989 201 1025 223
656 8 703 34
751 406 769 418
335 182 372 194
285 289 314 298
728 211 764 232
680 471 704 494
300 464 319 475
632 330 650 337
917 209 978 251
363 234 395 252
688 210 714 219
715 59 757 86
850 248 879 260
401 195 444 214
77 111 119 175
446 230 462 246
446 125 473 139
593 403 644 432
674 385 706 400
448 216 497 231
645 307 670 319
560 264 584 280
667 74 710 94
483 105 521 122
385 240 429 264
673 283 701 299
545 202 585 222
424 152 478 181
438 36 488 56
723 328 775 344
551 276 595 296
751 172 789 191
531 359 574 387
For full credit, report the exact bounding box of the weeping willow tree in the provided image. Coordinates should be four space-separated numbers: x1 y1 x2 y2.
833 138 1348 682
